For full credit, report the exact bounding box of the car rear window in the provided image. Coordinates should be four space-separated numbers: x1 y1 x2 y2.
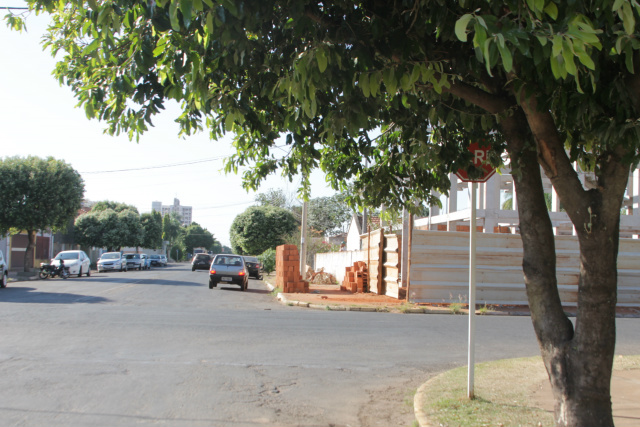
214 256 243 266
244 257 259 263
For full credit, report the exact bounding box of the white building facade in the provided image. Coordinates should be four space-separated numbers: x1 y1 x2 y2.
151 198 193 226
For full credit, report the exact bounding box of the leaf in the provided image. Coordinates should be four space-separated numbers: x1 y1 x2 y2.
577 51 596 70
383 67 396 94
544 2 558 20
317 48 327 73
536 35 548 47
360 74 370 97
552 35 563 57
83 39 100 56
473 24 487 48
225 114 234 132
369 72 380 97
180 0 193 27
622 2 635 35
612 0 625 11
455 14 473 42
483 39 494 77
562 39 577 75
206 11 214 34
550 56 561 79
497 43 513 72
169 2 180 31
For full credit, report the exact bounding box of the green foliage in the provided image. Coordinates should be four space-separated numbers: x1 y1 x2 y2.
74 205 144 251
12 0 638 212
181 222 219 254
255 188 295 210
308 193 353 236
230 205 297 255
92 201 138 214
0 156 84 235
162 212 181 244
140 211 163 249
258 248 276 274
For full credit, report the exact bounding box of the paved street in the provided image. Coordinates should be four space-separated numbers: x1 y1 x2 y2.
1 264 639 427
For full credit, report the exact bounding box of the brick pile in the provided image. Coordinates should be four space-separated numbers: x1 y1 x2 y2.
276 244 309 293
341 261 368 293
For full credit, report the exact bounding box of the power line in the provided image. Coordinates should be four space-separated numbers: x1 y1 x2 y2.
79 156 227 174
79 144 289 174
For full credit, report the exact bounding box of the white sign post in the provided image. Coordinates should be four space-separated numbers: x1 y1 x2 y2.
455 142 495 400
467 181 477 399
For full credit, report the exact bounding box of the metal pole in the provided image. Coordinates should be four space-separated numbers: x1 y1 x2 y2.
468 181 477 399
300 200 308 279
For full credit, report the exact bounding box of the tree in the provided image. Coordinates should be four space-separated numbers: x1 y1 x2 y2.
140 211 163 249
230 206 297 255
161 212 182 247
0 156 84 271
91 201 138 214
13 1 640 424
254 188 297 210
75 204 144 251
181 222 219 255
308 194 352 236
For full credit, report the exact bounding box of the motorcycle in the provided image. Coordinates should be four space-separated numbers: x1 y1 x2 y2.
39 260 70 279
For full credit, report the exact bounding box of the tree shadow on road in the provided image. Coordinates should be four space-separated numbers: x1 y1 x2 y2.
0 286 111 304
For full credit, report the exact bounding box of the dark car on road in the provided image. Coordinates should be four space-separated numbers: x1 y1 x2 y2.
242 256 263 279
191 253 212 271
209 254 248 291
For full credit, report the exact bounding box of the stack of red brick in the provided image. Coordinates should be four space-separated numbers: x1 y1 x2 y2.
341 261 368 293
275 244 309 293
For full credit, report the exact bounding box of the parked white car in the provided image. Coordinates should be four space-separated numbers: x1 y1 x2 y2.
97 252 127 272
0 250 8 288
51 250 91 277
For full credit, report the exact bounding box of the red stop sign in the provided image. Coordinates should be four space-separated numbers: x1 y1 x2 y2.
455 142 496 183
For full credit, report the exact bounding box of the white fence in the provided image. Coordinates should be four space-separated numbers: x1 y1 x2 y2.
314 250 365 283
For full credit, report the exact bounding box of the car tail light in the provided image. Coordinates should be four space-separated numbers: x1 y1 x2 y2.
210 269 216 274
238 271 246 276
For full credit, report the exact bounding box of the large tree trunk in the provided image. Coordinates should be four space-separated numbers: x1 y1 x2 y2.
23 229 37 273
450 75 628 427
500 99 630 426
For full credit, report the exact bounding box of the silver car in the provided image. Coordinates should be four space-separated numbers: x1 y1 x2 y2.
124 253 143 270
140 254 151 270
97 252 128 272
0 250 7 288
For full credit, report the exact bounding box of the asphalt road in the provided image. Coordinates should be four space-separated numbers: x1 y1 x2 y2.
1 264 639 427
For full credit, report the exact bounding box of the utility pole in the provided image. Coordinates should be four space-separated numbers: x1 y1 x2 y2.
300 200 308 279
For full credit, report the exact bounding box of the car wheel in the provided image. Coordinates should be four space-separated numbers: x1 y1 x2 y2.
39 271 49 279
242 280 248 291
0 273 6 288
78 266 83 278
257 275 263 280
87 268 91 277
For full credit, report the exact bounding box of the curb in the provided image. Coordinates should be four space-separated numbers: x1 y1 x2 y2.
414 376 439 427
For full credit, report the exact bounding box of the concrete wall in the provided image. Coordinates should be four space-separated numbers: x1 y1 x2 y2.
409 230 640 307
315 250 365 283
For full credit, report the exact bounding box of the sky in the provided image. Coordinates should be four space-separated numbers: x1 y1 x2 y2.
0 9 337 246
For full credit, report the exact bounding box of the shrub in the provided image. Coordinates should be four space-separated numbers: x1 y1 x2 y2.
259 248 276 274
